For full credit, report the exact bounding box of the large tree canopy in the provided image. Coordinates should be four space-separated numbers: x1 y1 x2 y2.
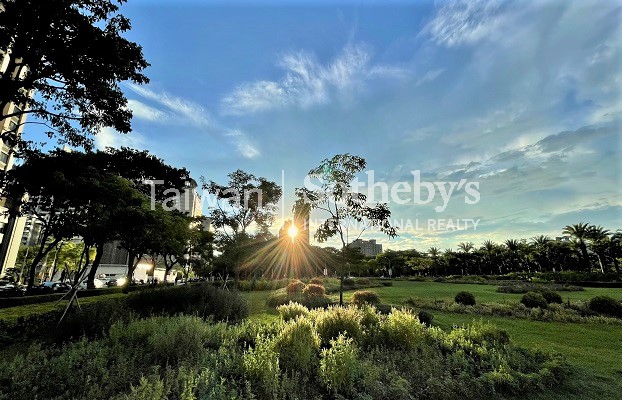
0 0 149 150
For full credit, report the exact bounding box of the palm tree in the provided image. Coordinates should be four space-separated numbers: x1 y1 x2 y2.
563 223 593 271
457 242 474 275
428 247 440 276
530 235 551 272
589 226 611 273
481 240 499 275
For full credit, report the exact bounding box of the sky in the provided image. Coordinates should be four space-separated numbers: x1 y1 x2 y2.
29 0 622 250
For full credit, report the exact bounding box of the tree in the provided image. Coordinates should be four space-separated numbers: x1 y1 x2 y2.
0 0 148 151
203 169 282 239
428 247 441 276
295 154 397 305
563 223 593 271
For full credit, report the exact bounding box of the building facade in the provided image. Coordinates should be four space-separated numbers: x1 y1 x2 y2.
0 45 29 276
349 238 383 258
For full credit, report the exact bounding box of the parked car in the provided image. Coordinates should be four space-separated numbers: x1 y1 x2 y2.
0 281 24 297
78 278 105 290
105 278 117 287
37 281 71 293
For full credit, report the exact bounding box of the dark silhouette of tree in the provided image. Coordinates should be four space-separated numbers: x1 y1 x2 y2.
563 223 593 271
0 0 149 151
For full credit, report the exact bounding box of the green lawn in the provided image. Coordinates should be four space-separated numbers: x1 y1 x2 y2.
241 281 622 399
338 280 622 303
0 293 126 322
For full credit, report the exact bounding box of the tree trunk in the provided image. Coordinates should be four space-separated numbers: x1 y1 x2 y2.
86 243 105 289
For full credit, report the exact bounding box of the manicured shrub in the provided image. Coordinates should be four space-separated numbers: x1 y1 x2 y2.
380 281 393 287
343 277 356 286
356 278 371 286
520 292 548 309
417 310 434 326
277 302 309 322
273 317 320 372
303 283 326 298
588 296 622 318
351 290 380 306
539 290 562 304
286 279 305 294
319 334 360 395
455 291 476 306
310 277 324 285
314 306 363 346
266 291 289 307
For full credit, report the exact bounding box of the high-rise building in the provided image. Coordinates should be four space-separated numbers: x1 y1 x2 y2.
0 44 29 276
348 238 383 258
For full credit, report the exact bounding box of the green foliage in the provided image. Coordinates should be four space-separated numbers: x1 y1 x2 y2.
286 279 305 294
310 277 324 285
540 290 563 304
0 305 571 400
588 296 622 317
0 284 248 345
319 334 360 395
351 290 380 306
277 302 309 322
521 292 549 309
342 277 356 286
303 283 326 298
313 306 363 346
273 318 320 372
380 308 427 351
418 310 434 326
455 291 476 306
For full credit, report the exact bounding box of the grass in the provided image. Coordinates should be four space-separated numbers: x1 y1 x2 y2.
338 280 622 303
0 293 126 322
241 280 622 399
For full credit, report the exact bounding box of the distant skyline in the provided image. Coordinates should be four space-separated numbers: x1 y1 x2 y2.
27 0 621 250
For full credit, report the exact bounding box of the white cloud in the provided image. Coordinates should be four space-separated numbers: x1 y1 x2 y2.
127 99 166 122
221 43 407 116
95 127 146 150
127 84 211 127
416 68 445 86
424 0 508 47
226 130 260 159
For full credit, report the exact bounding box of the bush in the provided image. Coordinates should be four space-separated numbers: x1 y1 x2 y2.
314 306 363 346
343 277 356 286
319 334 360 395
540 290 562 304
417 310 434 326
266 291 289 307
277 302 310 322
310 277 324 285
273 317 320 372
380 308 427 351
455 291 476 306
520 292 548 309
356 278 371 286
351 290 380 306
286 279 305 294
588 296 622 317
380 280 393 287
303 283 326 298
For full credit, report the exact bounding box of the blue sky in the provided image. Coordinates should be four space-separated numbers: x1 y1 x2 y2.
29 0 622 250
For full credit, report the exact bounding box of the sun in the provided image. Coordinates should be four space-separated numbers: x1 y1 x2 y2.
287 224 298 240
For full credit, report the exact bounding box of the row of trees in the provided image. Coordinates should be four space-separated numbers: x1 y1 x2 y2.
350 223 621 277
1 148 212 292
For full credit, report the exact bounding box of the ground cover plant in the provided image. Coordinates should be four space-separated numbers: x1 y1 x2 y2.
0 305 569 400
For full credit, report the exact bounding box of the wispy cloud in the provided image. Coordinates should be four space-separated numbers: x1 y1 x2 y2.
95 127 146 150
221 43 408 116
226 130 260 159
127 84 260 159
423 0 508 47
416 68 445 86
127 84 211 127
127 99 166 122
